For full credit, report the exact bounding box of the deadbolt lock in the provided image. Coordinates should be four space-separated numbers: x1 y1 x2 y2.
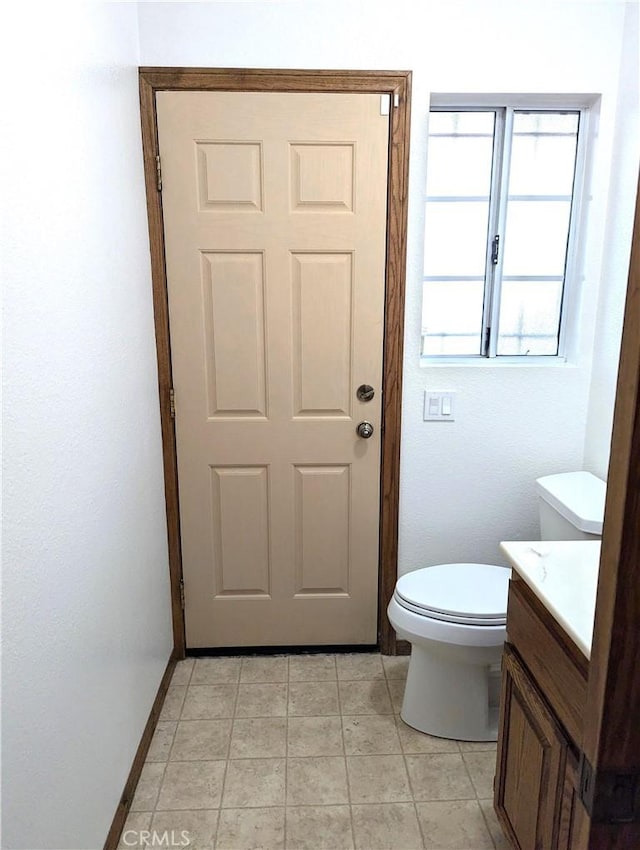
357 384 375 402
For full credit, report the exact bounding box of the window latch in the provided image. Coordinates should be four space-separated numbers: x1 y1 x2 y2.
491 234 500 265
483 325 491 356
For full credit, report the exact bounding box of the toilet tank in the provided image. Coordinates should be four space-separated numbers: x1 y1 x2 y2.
535 471 605 540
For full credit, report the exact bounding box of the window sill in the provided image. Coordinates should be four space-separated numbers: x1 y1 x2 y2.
420 355 575 368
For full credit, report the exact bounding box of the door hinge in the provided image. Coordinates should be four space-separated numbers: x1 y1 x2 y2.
579 752 640 824
169 387 176 419
179 577 185 610
155 154 162 192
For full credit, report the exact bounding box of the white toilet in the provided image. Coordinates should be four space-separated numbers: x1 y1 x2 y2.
387 470 605 741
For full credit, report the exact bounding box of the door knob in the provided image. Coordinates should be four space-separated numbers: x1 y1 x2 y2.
356 421 374 439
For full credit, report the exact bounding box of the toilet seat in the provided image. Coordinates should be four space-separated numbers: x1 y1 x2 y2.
394 563 510 627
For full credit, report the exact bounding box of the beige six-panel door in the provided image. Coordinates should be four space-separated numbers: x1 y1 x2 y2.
156 91 389 647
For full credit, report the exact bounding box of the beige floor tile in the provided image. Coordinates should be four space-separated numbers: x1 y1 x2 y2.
170 719 232 761
140 652 505 850
288 681 340 716
147 721 177 762
336 653 385 680
417 800 494 849
130 762 165 811
191 657 241 685
159 685 187 722
342 715 402 755
171 658 195 686
457 740 498 752
286 756 349 806
462 751 497 798
381 655 410 680
387 679 406 712
338 680 393 715
351 802 424 850
151 810 218 850
288 654 337 682
181 684 237 719
347 755 412 803
229 717 287 759
222 758 286 808
406 754 475 802
287 715 344 757
479 799 512 849
395 718 460 755
235 683 287 717
240 656 288 683
285 805 354 850
118 812 152 849
217 807 285 850
156 761 226 810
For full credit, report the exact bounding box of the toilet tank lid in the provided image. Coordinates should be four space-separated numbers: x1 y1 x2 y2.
535 471 606 534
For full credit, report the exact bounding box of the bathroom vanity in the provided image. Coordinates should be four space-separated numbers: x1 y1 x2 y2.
494 541 600 850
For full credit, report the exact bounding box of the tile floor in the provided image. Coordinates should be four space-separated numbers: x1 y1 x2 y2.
119 653 510 850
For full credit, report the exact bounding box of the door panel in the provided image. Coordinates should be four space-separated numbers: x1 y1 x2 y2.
156 91 389 647
294 464 351 594
210 466 271 596
292 252 353 417
202 251 267 417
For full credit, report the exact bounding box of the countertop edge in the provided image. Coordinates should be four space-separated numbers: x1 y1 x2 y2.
499 540 599 660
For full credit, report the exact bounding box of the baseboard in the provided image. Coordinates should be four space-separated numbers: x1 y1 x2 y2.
103 652 177 850
188 644 379 656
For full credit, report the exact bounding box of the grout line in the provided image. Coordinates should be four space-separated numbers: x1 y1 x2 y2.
145 759 169 815
186 657 195 687
382 666 396 716
338 691 357 850
478 798 501 850
213 808 222 850
284 658 290 846
217 670 242 812
413 796 427 850
455 748 482 809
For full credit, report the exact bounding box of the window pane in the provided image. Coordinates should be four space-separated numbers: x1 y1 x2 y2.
426 136 495 196
513 112 579 135
497 280 562 355
424 201 491 277
422 280 485 356
509 112 579 196
429 111 495 135
502 200 572 277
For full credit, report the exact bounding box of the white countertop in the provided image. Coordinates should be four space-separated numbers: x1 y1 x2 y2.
499 541 600 659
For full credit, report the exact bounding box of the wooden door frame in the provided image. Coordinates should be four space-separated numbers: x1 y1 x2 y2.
580 181 640 846
139 67 411 658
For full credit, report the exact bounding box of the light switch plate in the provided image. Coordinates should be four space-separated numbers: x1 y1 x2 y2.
423 391 456 421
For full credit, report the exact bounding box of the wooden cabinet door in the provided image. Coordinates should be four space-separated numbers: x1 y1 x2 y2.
558 749 590 850
495 644 570 850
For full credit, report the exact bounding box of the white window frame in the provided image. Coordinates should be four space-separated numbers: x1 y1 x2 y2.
421 94 592 365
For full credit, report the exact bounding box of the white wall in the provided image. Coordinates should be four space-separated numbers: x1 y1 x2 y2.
583 2 640 480
138 0 638 572
1 4 173 848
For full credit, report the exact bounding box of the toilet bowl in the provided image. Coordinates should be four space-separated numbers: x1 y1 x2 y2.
388 563 509 741
389 470 606 742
